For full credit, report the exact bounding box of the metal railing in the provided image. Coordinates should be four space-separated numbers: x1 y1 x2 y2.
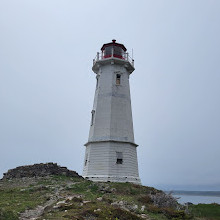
93 49 134 67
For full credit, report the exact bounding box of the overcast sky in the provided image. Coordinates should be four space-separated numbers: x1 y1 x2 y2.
0 0 220 190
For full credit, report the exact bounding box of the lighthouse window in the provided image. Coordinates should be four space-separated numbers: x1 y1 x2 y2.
104 46 113 57
91 110 95 126
96 76 99 89
85 154 88 166
114 46 123 58
116 152 123 164
116 74 121 85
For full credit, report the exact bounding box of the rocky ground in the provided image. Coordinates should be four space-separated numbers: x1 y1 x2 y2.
0 163 219 220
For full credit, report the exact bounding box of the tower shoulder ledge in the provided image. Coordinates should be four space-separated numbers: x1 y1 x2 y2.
92 57 135 74
84 140 138 147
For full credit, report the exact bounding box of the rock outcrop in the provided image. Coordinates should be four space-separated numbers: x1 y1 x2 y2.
2 163 82 180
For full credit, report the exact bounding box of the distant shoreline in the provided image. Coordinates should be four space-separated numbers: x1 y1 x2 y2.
166 191 220 197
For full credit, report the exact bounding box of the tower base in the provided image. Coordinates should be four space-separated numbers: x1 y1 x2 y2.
82 141 141 185
83 175 141 185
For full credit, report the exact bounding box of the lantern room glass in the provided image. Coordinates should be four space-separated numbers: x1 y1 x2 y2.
103 46 124 59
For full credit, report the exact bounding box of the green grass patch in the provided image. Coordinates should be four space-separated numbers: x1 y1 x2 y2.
0 208 18 220
108 182 161 196
189 203 220 219
51 175 83 182
67 180 103 201
0 187 49 217
67 180 91 193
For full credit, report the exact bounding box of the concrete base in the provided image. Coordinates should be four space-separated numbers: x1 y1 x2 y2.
83 175 141 185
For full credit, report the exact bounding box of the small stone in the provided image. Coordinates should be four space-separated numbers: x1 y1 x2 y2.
66 196 74 201
140 214 149 219
97 197 102 201
57 200 66 205
133 204 138 209
83 200 91 204
141 205 145 211
118 201 124 206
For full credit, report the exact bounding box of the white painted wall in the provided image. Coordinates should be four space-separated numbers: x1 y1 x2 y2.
83 142 140 184
83 57 141 184
89 63 135 143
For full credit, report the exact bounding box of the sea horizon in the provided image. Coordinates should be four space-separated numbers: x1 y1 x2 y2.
165 190 220 204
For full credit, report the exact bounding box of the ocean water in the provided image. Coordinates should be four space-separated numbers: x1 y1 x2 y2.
173 194 220 204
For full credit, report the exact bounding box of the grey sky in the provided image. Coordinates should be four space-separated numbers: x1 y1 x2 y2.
0 0 220 190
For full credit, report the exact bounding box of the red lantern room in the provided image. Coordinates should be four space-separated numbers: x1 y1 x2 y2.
101 39 127 59
92 40 134 74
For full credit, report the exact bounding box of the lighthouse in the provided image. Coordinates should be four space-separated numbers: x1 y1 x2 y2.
83 40 141 184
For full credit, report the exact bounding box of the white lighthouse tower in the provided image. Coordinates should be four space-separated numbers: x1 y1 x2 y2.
83 40 141 184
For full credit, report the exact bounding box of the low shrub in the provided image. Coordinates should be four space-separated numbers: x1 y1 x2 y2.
146 204 162 213
57 203 77 211
162 208 189 219
138 195 153 204
69 197 83 203
81 208 99 218
102 196 113 204
150 192 179 209
109 208 142 220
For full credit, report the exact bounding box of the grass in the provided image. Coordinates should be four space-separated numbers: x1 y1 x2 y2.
66 180 103 201
41 199 143 220
108 182 161 195
189 203 220 220
51 175 83 182
0 186 50 220
1 176 220 220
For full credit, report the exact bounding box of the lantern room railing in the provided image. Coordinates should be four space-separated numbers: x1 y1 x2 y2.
93 49 134 67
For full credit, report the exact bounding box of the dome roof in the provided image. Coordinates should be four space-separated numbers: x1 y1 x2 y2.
101 39 127 52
